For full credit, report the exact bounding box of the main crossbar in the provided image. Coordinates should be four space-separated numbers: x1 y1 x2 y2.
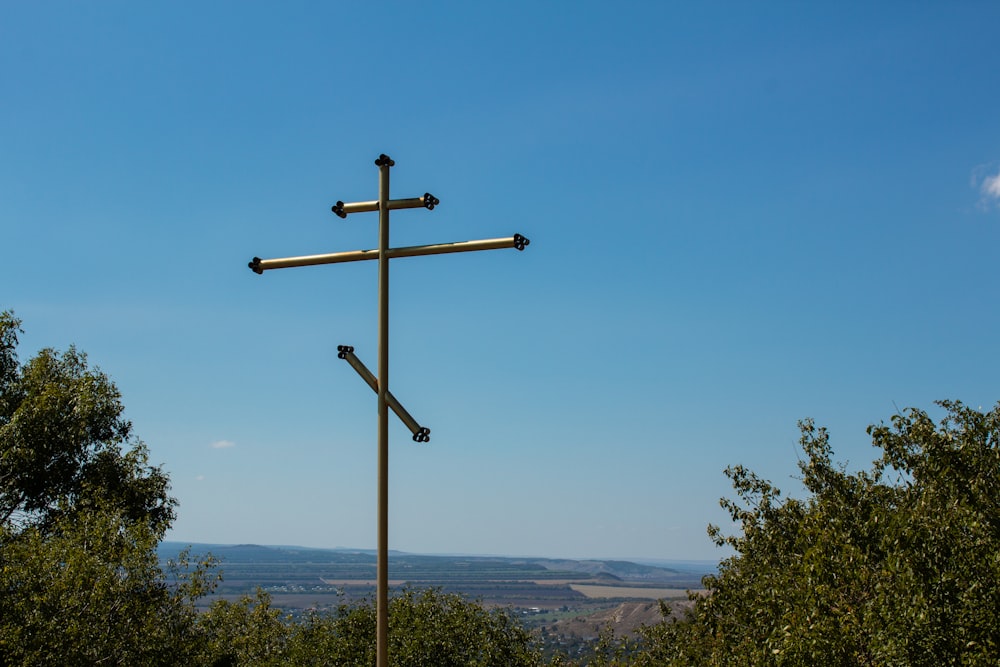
249 234 529 273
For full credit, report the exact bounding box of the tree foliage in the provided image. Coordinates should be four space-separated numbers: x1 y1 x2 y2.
0 505 215 664
197 588 540 666
0 311 174 535
0 310 207 662
638 401 1000 666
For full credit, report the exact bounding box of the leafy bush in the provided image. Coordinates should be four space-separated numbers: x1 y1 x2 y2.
637 401 1000 666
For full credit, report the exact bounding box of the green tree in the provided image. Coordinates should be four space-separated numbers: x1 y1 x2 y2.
197 590 292 666
637 401 1000 666
0 310 174 535
200 587 541 666
867 401 1000 663
0 310 211 663
0 504 215 664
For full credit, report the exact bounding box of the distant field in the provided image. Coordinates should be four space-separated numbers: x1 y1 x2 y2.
159 543 712 610
320 579 407 586
569 584 693 600
162 543 715 659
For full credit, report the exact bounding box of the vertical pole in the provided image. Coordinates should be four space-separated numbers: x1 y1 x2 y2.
376 155 391 667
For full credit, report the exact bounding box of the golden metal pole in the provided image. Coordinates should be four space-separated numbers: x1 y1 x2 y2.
375 153 392 667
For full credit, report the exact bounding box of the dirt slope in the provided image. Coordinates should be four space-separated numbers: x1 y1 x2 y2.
548 600 687 639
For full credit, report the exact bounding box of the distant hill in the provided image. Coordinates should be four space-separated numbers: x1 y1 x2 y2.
532 558 681 581
158 542 711 589
159 543 393 564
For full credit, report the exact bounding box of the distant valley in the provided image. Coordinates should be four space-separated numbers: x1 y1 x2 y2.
158 542 713 609
159 542 715 658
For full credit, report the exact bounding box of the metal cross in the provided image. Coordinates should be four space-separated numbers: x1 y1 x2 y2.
248 154 529 667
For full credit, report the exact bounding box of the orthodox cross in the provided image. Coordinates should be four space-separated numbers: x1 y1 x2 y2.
248 154 529 667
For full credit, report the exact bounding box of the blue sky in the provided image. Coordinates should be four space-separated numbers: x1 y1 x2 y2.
3 2 999 561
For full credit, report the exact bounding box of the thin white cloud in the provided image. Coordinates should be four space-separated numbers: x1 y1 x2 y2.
210 439 236 449
983 171 1000 200
195 474 206 481
972 163 1000 210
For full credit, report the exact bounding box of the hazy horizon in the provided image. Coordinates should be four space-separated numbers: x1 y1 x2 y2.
158 540 721 572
